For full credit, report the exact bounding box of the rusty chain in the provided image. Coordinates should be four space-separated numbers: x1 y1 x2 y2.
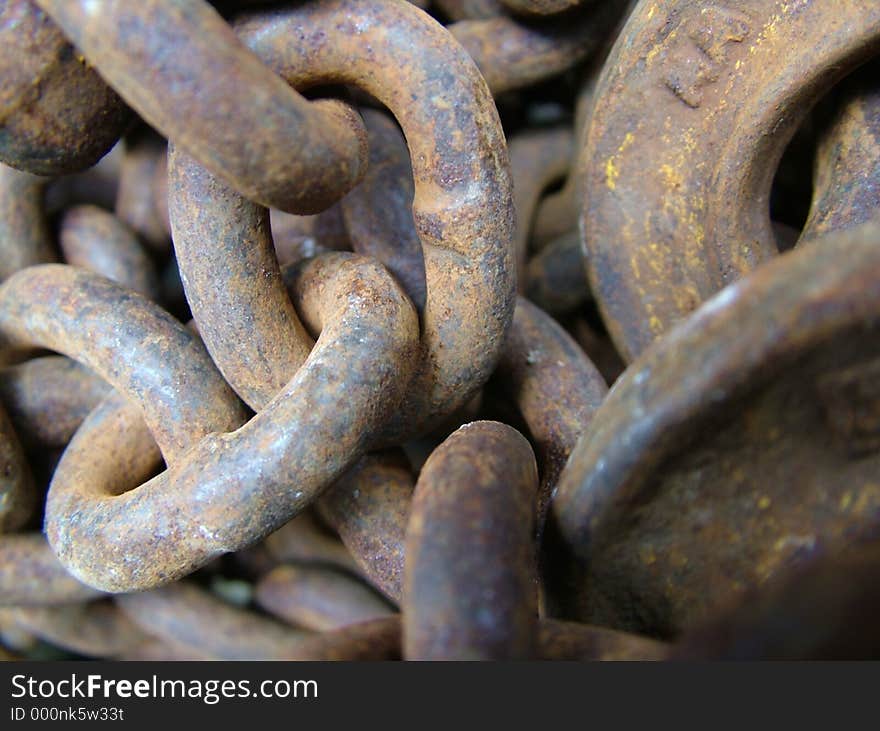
1 0 880 661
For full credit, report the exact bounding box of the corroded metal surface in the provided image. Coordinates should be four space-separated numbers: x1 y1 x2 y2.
36 0 367 214
168 147 314 408
0 0 130 175
313 297 608 608
449 4 619 95
553 223 880 636
255 564 395 631
0 402 35 533
1 601 150 658
509 126 573 283
115 133 171 253
318 300 607 606
42 255 417 592
177 0 516 441
341 109 427 312
5 0 879 662
263 511 359 576
0 357 108 450
0 265 245 462
0 164 55 281
0 533 101 606
581 0 880 361
404 421 538 660
525 230 590 315
59 205 160 299
117 581 312 661
119 582 400 661
800 59 880 244
319 451 414 602
673 543 880 659
496 298 607 521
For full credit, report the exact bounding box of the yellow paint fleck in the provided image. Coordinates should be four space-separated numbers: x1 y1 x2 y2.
605 157 619 191
630 254 641 281
645 24 677 66
757 496 772 510
839 492 853 511
659 163 683 189
617 132 635 154
604 132 635 191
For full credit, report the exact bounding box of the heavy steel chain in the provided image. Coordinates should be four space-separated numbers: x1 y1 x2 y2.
2 0 880 661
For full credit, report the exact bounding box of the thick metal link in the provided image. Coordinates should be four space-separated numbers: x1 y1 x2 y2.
0 534 101 606
118 582 401 661
554 223 880 635
800 59 880 244
5 0 880 662
0 164 55 281
114 134 172 254
35 0 368 214
314 297 607 605
0 356 108 451
497 298 607 517
255 564 395 632
0 602 150 659
317 451 413 603
262 512 359 576
170 0 514 442
0 0 130 175
40 255 417 591
340 110 427 313
581 0 880 360
449 3 619 95
509 127 573 285
403 421 539 660
59 205 160 300
0 265 245 461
